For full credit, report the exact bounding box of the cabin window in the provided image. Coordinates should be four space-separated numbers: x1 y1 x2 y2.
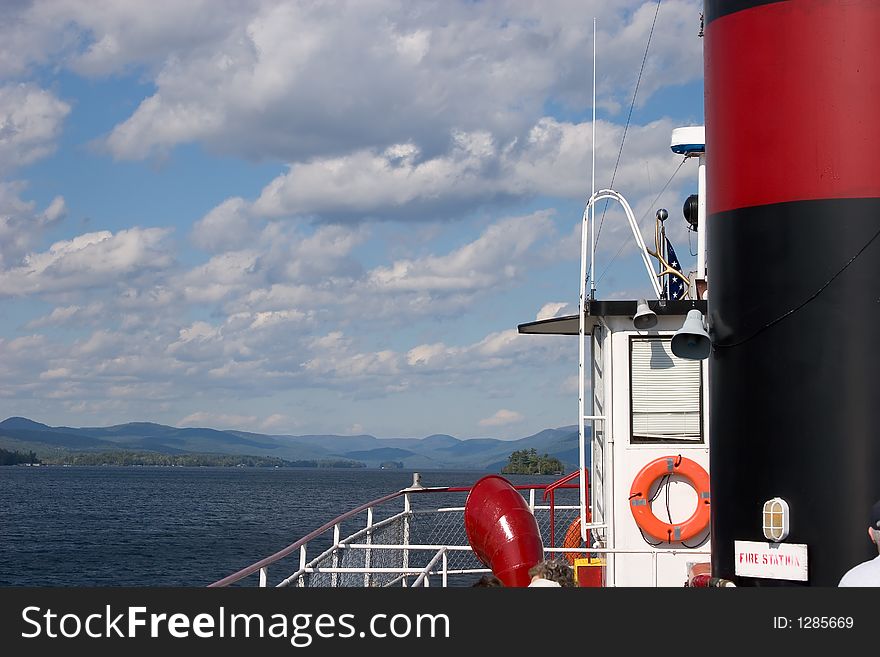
629 336 703 443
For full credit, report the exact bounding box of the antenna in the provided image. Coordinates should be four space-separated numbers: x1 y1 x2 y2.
589 17 597 300
579 16 598 547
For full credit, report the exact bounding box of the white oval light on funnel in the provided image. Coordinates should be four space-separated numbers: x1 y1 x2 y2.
633 299 658 330
671 310 710 360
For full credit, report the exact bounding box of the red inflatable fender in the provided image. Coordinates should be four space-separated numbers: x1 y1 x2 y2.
464 475 544 587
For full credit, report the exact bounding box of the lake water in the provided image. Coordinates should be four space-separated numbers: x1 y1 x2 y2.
0 466 565 587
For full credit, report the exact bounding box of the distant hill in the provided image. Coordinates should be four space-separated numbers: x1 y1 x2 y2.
0 417 54 431
0 417 585 471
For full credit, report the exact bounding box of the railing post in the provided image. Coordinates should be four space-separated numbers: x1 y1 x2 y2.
298 545 307 587
331 523 340 587
402 493 411 587
259 566 268 588
364 506 374 587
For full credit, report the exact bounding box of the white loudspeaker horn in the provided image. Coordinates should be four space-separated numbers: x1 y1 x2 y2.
633 299 658 330
671 310 710 360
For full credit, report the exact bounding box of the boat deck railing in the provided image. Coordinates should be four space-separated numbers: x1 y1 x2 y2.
209 479 706 588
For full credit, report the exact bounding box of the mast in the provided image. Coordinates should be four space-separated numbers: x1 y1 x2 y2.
579 16 598 544
704 0 880 585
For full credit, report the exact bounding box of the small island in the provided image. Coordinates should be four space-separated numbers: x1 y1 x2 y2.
501 448 565 475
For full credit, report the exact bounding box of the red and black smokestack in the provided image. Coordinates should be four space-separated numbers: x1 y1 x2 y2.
705 0 880 585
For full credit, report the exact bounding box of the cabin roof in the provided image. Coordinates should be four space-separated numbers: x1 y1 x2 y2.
517 299 708 335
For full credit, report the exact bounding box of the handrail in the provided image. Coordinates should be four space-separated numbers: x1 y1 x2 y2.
542 470 582 501
543 471 586 548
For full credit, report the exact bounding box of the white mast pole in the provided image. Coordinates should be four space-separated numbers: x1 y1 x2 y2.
578 17 598 546
590 17 597 299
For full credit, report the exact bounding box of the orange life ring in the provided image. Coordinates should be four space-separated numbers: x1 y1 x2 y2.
629 455 710 543
561 513 592 565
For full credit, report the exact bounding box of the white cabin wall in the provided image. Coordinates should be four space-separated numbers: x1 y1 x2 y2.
599 316 710 587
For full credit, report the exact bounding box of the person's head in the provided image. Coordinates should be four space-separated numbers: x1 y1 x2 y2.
528 558 576 587
869 499 880 553
472 574 505 587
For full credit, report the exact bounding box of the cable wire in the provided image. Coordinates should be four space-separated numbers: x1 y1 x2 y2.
713 223 880 350
595 0 663 248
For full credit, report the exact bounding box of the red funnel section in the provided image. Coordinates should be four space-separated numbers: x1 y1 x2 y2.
464 475 544 587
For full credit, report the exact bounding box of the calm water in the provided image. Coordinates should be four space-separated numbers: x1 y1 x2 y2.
0 466 562 587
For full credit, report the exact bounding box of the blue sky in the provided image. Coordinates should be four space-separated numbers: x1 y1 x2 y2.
0 0 705 439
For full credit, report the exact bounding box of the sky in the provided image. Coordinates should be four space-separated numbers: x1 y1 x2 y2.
0 0 706 439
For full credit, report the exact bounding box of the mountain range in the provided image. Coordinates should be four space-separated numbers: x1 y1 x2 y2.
0 417 584 471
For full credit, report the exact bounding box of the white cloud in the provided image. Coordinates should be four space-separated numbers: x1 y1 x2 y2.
200 210 563 327
536 302 573 320
229 283 337 315
0 0 707 436
367 212 554 293
190 197 256 253
26 302 105 329
83 1 702 162
252 133 502 219
479 409 524 427
178 249 261 304
0 201 579 427
269 224 367 283
260 414 287 431
29 0 250 77
301 331 400 379
166 322 222 362
0 1 703 164
38 367 71 380
0 182 67 269
178 411 259 430
0 227 173 297
232 115 683 224
405 328 570 374
42 196 66 223
0 83 70 174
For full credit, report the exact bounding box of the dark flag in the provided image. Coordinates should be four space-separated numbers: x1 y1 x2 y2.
666 237 687 300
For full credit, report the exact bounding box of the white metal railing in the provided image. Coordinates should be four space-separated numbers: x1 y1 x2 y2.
209 481 707 588
210 482 582 587
278 501 585 588
279 543 708 588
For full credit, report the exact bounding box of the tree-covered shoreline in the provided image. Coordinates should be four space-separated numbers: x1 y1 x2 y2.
24 451 365 468
0 447 39 466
